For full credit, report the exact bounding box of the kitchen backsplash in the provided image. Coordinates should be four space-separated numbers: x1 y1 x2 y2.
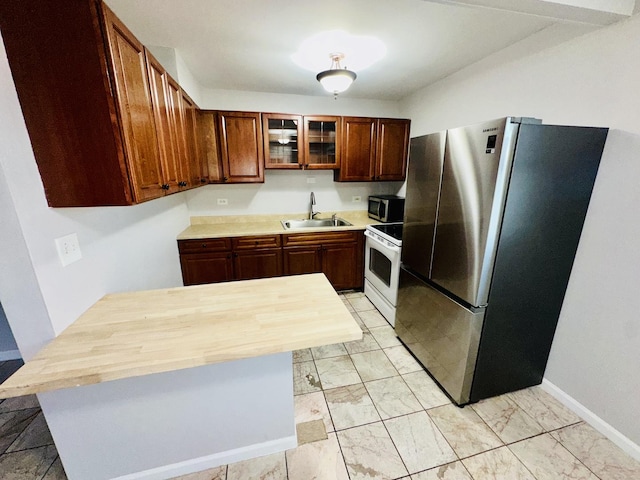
185 170 403 217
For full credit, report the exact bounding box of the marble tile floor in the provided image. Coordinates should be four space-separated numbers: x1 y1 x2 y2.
1 293 639 479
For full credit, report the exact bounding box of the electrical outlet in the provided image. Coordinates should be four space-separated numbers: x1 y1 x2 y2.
217 198 228 205
306 177 316 184
352 196 362 202
55 233 82 266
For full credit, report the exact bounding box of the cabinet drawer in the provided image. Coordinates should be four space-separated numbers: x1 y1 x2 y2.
283 230 361 247
232 235 281 250
178 238 232 253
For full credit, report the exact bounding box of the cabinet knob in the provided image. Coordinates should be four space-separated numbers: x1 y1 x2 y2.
227 255 231 260
233 252 238 258
161 184 170 190
179 181 187 187
201 243 207 248
200 178 207 183
223 176 228 182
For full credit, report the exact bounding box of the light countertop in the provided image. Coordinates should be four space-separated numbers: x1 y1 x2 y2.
0 274 362 399
177 211 379 240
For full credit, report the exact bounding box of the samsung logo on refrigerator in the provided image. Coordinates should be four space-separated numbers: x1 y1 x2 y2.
482 127 498 132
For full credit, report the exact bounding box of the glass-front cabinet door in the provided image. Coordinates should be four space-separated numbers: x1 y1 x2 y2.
262 113 303 169
303 115 341 169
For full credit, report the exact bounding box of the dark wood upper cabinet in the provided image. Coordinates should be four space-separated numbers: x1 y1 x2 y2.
336 117 410 182
104 10 169 201
145 50 180 194
0 0 205 206
376 118 411 181
217 111 264 183
197 111 220 183
180 91 206 186
303 116 341 169
338 117 377 181
262 113 304 169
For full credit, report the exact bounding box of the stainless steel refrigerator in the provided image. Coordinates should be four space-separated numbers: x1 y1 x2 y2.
396 117 608 405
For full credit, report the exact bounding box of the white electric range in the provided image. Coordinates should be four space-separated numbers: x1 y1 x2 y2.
363 222 403 326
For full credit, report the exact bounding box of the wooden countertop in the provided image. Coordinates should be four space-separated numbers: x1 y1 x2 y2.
177 211 379 240
0 274 362 399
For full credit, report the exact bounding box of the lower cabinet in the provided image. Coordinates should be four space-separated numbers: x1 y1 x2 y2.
231 236 283 281
179 230 364 290
178 235 282 286
283 231 364 290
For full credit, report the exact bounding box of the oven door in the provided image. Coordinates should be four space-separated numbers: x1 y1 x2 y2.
364 231 401 305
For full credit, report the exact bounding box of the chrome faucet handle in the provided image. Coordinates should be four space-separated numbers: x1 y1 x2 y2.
312 211 321 219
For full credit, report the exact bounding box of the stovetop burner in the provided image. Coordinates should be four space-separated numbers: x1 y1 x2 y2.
370 222 403 241
369 222 403 242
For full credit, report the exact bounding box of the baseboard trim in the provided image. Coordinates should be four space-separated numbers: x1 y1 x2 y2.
112 435 297 480
0 349 21 361
541 379 640 462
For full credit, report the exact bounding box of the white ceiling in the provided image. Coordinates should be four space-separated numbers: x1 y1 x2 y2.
105 0 633 101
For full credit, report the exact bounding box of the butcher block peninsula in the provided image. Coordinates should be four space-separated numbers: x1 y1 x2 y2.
0 274 361 479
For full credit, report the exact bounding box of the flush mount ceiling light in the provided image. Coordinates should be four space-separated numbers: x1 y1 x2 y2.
316 53 357 95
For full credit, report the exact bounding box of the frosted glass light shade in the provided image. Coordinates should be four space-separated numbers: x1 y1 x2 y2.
316 69 357 94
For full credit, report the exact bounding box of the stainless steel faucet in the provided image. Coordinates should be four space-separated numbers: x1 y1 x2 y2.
309 192 320 219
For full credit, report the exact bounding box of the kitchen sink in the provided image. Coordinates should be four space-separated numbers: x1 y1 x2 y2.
281 218 353 229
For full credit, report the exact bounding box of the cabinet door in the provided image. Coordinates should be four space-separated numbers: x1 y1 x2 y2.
375 118 410 181
233 249 283 280
103 7 164 202
262 113 304 169
322 242 363 290
181 91 205 187
198 111 221 182
146 52 179 193
218 111 264 183
303 116 341 169
167 77 191 189
180 252 234 285
337 117 377 181
283 246 323 276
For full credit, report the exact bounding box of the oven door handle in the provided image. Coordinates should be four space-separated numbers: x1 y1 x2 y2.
364 230 401 253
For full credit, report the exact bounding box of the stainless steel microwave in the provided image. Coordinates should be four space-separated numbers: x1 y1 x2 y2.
368 195 405 222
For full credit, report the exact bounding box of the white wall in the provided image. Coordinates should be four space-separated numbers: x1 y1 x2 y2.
200 88 401 118
187 89 404 216
0 35 191 354
399 13 640 449
187 171 401 217
146 46 203 105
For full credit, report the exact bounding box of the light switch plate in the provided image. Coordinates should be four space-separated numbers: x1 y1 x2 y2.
55 233 82 266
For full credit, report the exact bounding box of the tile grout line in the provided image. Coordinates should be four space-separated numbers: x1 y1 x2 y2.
37 453 59 480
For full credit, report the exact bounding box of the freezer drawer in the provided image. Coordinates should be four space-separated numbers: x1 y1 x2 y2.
395 268 485 405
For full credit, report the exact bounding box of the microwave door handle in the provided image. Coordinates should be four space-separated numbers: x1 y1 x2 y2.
377 201 382 219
